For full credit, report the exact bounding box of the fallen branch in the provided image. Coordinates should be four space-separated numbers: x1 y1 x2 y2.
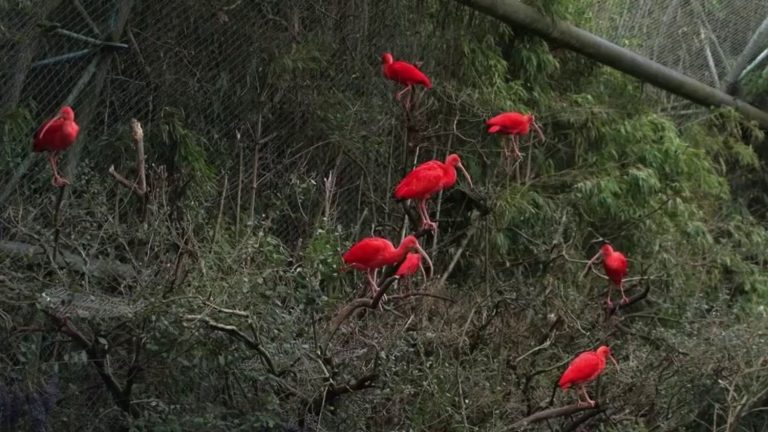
109 119 148 197
509 403 599 429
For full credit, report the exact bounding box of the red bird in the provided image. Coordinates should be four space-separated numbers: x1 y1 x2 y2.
395 253 422 278
586 243 629 307
485 112 544 161
395 253 427 289
381 52 431 106
342 235 433 298
33 105 80 187
394 153 473 232
557 345 618 407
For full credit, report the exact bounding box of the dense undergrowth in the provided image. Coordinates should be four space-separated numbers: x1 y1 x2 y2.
2 1 768 431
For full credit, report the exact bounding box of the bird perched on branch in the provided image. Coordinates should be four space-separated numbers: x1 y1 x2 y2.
394 153 473 232
32 105 79 187
381 52 431 110
394 252 427 290
341 235 433 298
585 243 628 307
557 345 618 407
485 112 544 161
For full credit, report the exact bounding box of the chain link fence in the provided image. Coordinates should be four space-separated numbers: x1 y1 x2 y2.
590 0 768 106
1 1 472 429
3 0 768 430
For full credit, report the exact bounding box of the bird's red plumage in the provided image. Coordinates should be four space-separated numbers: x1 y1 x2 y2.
485 112 532 136
342 237 398 271
602 248 627 287
32 106 79 153
381 54 431 88
395 253 421 277
393 161 447 200
342 235 421 272
383 62 431 88
557 350 605 389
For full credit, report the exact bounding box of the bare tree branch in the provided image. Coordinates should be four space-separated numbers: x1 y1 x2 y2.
183 314 277 376
509 403 600 429
109 119 148 198
45 311 138 417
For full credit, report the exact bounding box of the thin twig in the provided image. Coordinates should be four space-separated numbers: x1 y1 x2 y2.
182 314 277 375
212 174 228 244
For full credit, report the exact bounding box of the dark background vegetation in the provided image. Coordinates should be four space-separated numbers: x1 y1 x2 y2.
2 0 768 430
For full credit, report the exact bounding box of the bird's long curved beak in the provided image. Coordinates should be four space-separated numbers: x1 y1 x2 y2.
457 162 473 189
609 354 619 372
415 244 434 278
532 121 545 143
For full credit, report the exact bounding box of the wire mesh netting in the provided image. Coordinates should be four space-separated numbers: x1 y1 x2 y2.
590 0 768 102
3 0 768 430
1 1 476 429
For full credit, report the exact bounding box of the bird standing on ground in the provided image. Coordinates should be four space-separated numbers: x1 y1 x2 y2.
32 105 80 187
557 345 618 407
485 112 544 161
381 52 431 111
393 153 473 232
341 235 433 298
586 243 628 307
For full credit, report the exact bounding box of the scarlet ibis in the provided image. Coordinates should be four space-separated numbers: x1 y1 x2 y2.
586 243 628 307
395 252 427 289
342 235 433 298
32 106 80 187
485 112 544 161
393 153 473 232
557 345 618 407
395 253 422 278
381 52 431 108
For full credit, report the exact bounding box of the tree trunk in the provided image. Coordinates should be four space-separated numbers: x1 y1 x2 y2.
454 0 768 131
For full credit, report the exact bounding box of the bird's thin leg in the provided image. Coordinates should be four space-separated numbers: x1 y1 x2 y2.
367 269 387 308
619 280 630 304
405 85 414 112
512 136 523 160
395 85 411 102
605 282 614 309
48 153 68 187
366 270 379 298
413 199 427 227
419 200 437 232
579 385 596 407
573 386 585 405
502 136 511 158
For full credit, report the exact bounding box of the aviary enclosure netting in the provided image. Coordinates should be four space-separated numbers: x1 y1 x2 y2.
2 0 768 431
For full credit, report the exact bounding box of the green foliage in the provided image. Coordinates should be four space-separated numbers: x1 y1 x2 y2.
159 107 215 189
4 1 768 432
